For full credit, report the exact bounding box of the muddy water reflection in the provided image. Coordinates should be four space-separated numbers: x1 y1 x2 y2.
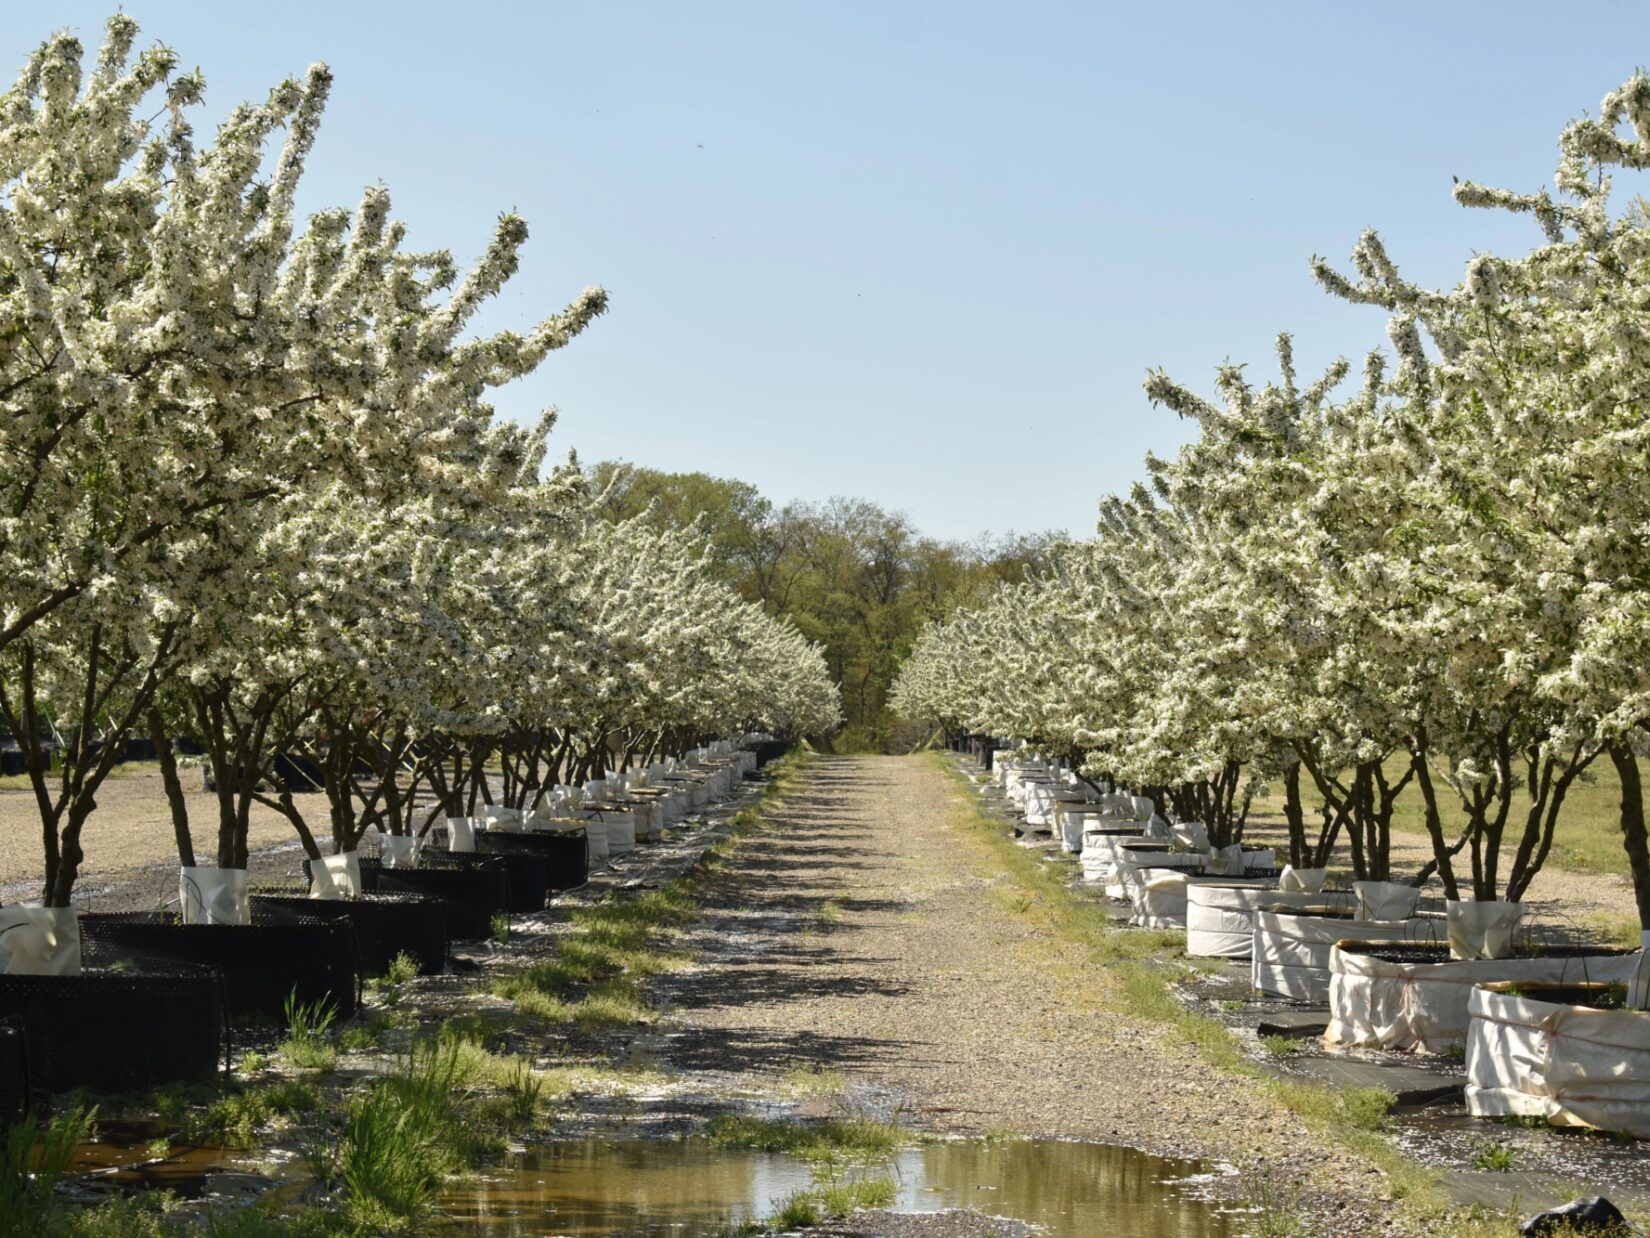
437 1136 1233 1236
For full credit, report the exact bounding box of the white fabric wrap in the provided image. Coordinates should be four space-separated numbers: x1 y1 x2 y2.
595 808 637 856
381 835 421 869
1353 880 1420 922
1130 871 1190 929
1242 848 1276 872
1327 945 1639 1054
1054 806 1091 853
1466 982 1650 1136
1249 908 1420 1002
447 817 477 854
1204 844 1245 876
583 780 607 802
180 865 250 925
1131 796 1156 821
0 905 81 975
482 805 521 826
310 852 362 900
1112 849 1202 902
1022 782 1056 826
1185 884 1332 958
1080 829 1143 884
1632 930 1650 1011
1278 866 1327 893
1172 821 1211 853
1446 899 1523 960
584 818 610 863
1142 814 1172 841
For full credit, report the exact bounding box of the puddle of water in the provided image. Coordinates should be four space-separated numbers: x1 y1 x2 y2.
435 1136 1234 1236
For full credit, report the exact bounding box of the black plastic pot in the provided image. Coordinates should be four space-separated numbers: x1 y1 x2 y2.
360 857 511 941
0 967 223 1093
479 828 588 891
429 849 549 915
255 889 448 977
79 911 360 1024
0 1017 26 1127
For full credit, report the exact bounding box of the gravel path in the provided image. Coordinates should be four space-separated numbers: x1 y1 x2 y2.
652 755 1399 1230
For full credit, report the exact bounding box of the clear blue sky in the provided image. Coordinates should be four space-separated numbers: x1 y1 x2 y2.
21 3 1650 541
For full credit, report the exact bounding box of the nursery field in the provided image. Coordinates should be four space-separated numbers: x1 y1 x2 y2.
0 770 327 907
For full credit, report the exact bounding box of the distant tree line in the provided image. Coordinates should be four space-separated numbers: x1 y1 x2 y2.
587 462 1060 750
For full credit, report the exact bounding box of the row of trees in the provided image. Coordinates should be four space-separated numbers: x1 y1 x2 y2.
588 464 1057 748
894 71 1650 926
0 17 839 906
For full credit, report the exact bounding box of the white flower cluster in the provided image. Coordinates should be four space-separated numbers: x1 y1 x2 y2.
0 18 839 901
895 73 1650 911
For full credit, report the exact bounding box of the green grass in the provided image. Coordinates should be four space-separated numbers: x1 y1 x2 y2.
282 992 340 1073
0 1108 90 1234
1469 1137 1515 1172
766 1175 896 1227
706 1114 907 1163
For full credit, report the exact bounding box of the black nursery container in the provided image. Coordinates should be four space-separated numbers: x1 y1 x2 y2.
359 856 511 941
0 966 223 1094
257 888 449 977
431 848 550 915
0 1017 27 1126
79 910 361 1024
478 828 588 892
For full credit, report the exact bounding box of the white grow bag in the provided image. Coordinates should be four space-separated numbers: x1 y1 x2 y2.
179 865 250 925
1352 880 1420 922
447 817 477 854
1327 943 1639 1054
1185 884 1337 958
1465 979 1650 1137
309 852 362 900
592 807 637 856
1131 870 1191 929
0 905 81 975
1110 848 1203 902
380 834 422 868
1021 782 1057 827
1054 803 1099 852
1079 827 1145 883
1250 910 1430 1003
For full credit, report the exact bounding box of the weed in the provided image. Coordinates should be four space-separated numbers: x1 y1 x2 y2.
1261 1034 1300 1057
237 1050 268 1075
707 1114 905 1162
336 1025 379 1054
282 992 340 1073
337 1084 453 1231
59 1188 182 1236
766 1174 895 1227
1219 999 1245 1012
491 911 511 944
1243 1165 1319 1237
505 1059 544 1122
377 951 420 1008
0 1107 89 1232
1469 1136 1515 1172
